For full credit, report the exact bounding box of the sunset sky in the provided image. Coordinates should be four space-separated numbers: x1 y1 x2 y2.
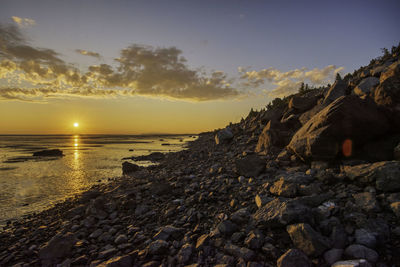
0 0 399 134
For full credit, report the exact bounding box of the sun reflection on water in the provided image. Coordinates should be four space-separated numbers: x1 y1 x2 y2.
67 135 86 191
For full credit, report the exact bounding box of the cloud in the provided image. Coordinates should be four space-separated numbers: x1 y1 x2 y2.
75 49 101 59
0 24 240 102
240 65 344 98
11 16 36 28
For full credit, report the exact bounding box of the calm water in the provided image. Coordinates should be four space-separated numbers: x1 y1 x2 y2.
0 135 195 225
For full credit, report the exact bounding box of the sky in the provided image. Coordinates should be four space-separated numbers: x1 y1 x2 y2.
0 0 399 134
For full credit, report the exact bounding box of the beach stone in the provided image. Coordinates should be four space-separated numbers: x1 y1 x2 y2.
223 244 255 261
235 154 265 177
286 223 331 256
254 194 273 208
122 161 140 174
253 198 311 228
153 225 183 241
344 244 378 263
39 232 76 265
390 202 400 217
332 259 372 267
71 255 89 265
323 248 344 265
276 249 312 267
97 255 132 267
148 240 169 255
215 127 233 144
217 220 239 237
269 177 297 197
98 248 118 259
354 229 377 248
114 234 128 245
177 243 193 264
244 231 265 250
89 229 103 239
231 208 250 224
195 234 209 249
354 77 379 96
353 192 380 213
288 96 389 161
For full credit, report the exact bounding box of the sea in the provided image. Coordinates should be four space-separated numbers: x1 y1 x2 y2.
0 134 196 226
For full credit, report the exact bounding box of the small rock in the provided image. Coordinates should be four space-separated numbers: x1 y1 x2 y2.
114 234 128 245
354 229 377 248
323 248 344 265
390 201 400 217
331 259 372 267
97 255 132 267
98 248 118 259
148 240 169 255
344 244 378 263
224 244 255 261
217 220 239 237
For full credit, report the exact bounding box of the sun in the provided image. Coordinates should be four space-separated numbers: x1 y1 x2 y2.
73 122 79 128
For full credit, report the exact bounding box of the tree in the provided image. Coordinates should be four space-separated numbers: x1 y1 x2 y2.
335 72 342 81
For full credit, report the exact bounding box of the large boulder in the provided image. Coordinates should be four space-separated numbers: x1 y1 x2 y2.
288 95 318 112
215 127 233 144
343 161 400 192
253 198 311 228
354 77 379 96
255 120 294 155
323 80 347 104
299 103 326 125
287 96 390 161
374 61 400 107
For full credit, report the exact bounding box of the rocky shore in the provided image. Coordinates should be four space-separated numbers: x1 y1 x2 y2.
1 46 400 267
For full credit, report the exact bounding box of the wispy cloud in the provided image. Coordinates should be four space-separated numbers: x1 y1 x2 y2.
11 16 36 28
239 65 344 97
0 24 240 102
75 49 101 59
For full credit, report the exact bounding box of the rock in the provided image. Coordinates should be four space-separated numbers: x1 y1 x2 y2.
97 255 132 267
235 154 265 177
39 232 76 265
362 135 400 161
276 249 312 267
286 223 331 256
390 201 400 217
343 161 400 192
114 234 128 245
288 95 318 112
148 240 169 255
122 161 140 174
288 96 389 161
98 248 118 259
255 121 293 155
323 80 347 104
217 220 239 237
215 127 233 144
323 248 344 265
177 244 193 264
89 229 103 239
195 234 209 249
269 177 297 197
153 225 183 241
244 230 265 250
253 198 311 228
254 194 273 209
332 259 372 267
354 229 377 248
71 255 89 265
394 143 400 160
231 208 250 224
354 77 379 96
33 149 63 157
299 104 325 125
344 244 378 263
374 60 400 107
223 244 255 261
352 192 380 213
133 152 165 162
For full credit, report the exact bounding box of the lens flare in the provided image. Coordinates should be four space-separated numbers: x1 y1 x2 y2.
342 139 352 157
